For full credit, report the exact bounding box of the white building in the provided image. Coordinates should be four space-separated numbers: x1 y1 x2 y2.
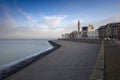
80 25 98 39
95 29 99 39
88 31 96 39
62 34 65 39
65 33 70 39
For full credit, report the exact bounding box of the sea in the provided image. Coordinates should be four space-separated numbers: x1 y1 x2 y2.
0 39 53 70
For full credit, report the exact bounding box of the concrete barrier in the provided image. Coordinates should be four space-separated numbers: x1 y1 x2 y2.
91 40 104 80
59 39 102 44
0 40 61 80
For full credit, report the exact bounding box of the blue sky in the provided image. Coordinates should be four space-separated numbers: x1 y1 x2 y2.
0 0 120 38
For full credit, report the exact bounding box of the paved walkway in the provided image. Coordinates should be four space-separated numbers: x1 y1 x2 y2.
105 41 120 80
114 40 120 45
5 40 100 80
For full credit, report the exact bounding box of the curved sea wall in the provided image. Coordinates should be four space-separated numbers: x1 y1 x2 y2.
0 40 61 80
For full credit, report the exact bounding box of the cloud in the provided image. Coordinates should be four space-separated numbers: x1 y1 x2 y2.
0 5 66 38
0 17 18 38
14 24 63 39
64 20 78 33
0 6 67 38
43 15 68 28
0 15 64 38
18 9 33 21
0 17 63 39
93 15 120 28
0 5 19 38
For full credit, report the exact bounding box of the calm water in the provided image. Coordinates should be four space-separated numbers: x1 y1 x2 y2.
0 39 53 69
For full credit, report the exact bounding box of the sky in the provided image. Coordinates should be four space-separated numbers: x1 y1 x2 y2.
0 0 120 39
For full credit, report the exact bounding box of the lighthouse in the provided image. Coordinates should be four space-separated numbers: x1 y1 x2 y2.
78 20 80 38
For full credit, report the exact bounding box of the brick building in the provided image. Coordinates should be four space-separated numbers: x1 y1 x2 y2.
70 31 78 39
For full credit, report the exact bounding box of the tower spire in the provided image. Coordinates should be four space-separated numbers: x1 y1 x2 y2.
78 20 80 33
78 20 80 38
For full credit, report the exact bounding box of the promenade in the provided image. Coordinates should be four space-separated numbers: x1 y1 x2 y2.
5 40 100 80
105 41 120 80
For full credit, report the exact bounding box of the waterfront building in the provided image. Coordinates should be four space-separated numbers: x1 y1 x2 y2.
62 34 65 39
88 31 96 39
115 22 120 39
65 33 71 39
70 31 78 39
81 26 88 38
98 25 106 39
95 29 99 39
98 22 120 40
81 25 96 39
61 33 71 39
88 24 95 32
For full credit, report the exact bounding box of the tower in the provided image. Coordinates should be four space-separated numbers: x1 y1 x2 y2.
77 20 80 38
78 20 80 33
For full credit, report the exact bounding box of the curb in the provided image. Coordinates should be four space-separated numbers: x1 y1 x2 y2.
91 40 104 80
0 40 61 80
58 39 102 44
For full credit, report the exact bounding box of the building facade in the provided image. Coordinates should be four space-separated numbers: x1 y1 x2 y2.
98 22 120 40
70 31 78 39
81 26 88 38
81 25 96 39
98 25 106 39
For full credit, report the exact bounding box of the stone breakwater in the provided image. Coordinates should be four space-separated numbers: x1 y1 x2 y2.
0 40 61 80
